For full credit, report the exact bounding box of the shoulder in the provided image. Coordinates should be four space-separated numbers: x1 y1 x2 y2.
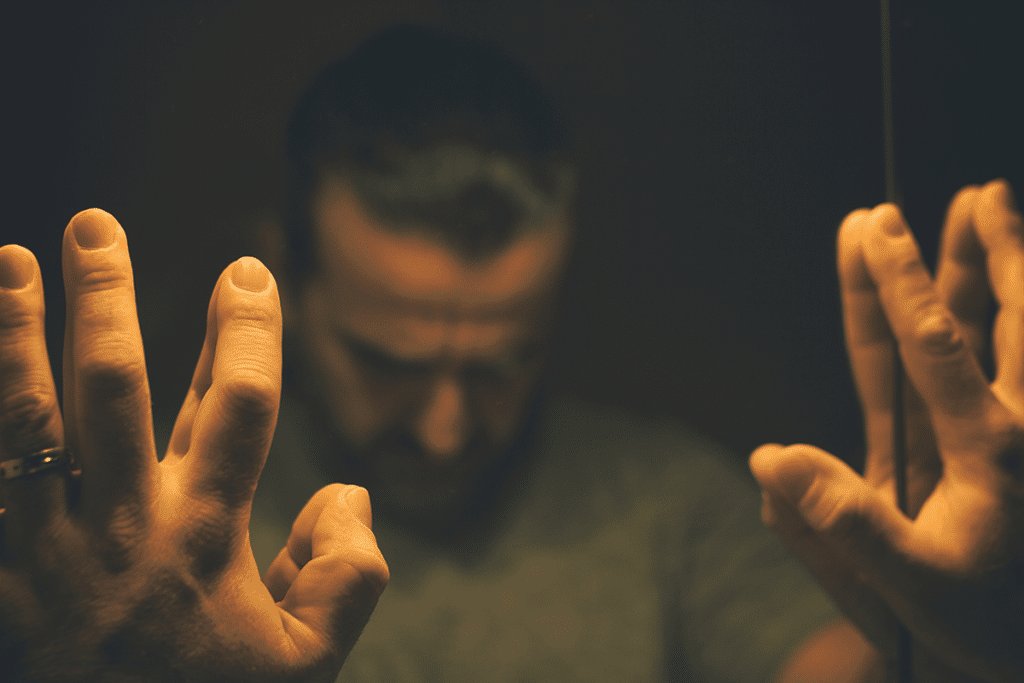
523 397 761 539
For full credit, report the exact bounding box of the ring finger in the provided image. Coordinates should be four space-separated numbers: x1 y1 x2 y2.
0 244 66 561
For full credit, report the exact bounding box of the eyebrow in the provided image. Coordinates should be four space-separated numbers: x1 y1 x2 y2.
333 327 544 372
335 331 436 371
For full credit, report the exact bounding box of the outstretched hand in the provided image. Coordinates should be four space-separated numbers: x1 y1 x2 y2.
0 209 387 682
751 180 1024 683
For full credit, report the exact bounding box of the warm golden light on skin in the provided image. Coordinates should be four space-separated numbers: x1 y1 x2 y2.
313 174 572 360
294 174 573 514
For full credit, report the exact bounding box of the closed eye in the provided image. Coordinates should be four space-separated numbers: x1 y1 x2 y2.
463 344 542 385
339 333 433 378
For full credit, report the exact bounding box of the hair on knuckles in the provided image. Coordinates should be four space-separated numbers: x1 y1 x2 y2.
284 24 576 279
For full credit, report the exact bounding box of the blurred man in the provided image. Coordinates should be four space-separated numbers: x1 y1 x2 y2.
248 26 859 681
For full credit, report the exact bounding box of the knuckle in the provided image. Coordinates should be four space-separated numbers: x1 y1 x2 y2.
217 367 279 420
94 510 149 574
230 303 278 326
220 293 281 338
0 385 59 454
77 348 147 401
807 486 868 543
889 247 925 278
0 303 39 332
182 516 240 581
336 550 390 595
873 202 905 226
77 264 132 296
912 308 965 357
814 490 892 564
173 491 249 580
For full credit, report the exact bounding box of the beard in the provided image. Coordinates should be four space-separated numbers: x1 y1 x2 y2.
308 391 547 542
284 336 550 540
349 427 502 514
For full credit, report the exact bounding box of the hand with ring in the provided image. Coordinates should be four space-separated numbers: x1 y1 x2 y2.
0 209 388 682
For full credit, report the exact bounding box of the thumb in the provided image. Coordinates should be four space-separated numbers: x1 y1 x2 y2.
276 484 389 664
750 443 915 608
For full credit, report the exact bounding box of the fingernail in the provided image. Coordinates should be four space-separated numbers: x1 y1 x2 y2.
230 257 269 292
70 209 118 249
0 245 35 290
917 312 963 355
342 485 373 528
879 205 906 237
344 485 369 505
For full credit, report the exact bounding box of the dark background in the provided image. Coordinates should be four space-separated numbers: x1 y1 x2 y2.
3 0 1021 466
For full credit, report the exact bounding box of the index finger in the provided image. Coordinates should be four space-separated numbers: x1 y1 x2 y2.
171 258 281 522
860 204 997 450
839 207 946 509
837 209 898 470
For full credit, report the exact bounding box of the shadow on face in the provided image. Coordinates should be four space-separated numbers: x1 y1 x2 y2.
286 174 574 523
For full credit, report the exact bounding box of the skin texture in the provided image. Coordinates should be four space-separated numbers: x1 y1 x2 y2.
752 180 1024 683
284 175 574 529
0 209 388 682
2 182 1021 681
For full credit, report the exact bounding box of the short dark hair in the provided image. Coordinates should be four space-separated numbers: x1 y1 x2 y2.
284 24 575 278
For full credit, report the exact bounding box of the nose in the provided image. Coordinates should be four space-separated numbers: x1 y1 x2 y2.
413 374 470 463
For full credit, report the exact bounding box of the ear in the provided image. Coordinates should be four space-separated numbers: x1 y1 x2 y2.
253 213 298 331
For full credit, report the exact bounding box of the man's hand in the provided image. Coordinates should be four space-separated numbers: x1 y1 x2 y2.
0 209 388 682
750 180 1024 683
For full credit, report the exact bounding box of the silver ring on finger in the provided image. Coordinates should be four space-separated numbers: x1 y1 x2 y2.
0 447 75 480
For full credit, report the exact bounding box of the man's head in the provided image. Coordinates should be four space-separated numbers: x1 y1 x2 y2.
277 26 575 530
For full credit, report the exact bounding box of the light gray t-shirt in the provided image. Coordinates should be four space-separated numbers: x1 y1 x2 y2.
250 397 839 682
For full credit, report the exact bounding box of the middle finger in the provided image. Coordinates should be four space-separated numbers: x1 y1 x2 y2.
61 210 157 547
934 185 988 369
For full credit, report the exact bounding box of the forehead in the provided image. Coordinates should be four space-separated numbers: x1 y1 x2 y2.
309 174 572 356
